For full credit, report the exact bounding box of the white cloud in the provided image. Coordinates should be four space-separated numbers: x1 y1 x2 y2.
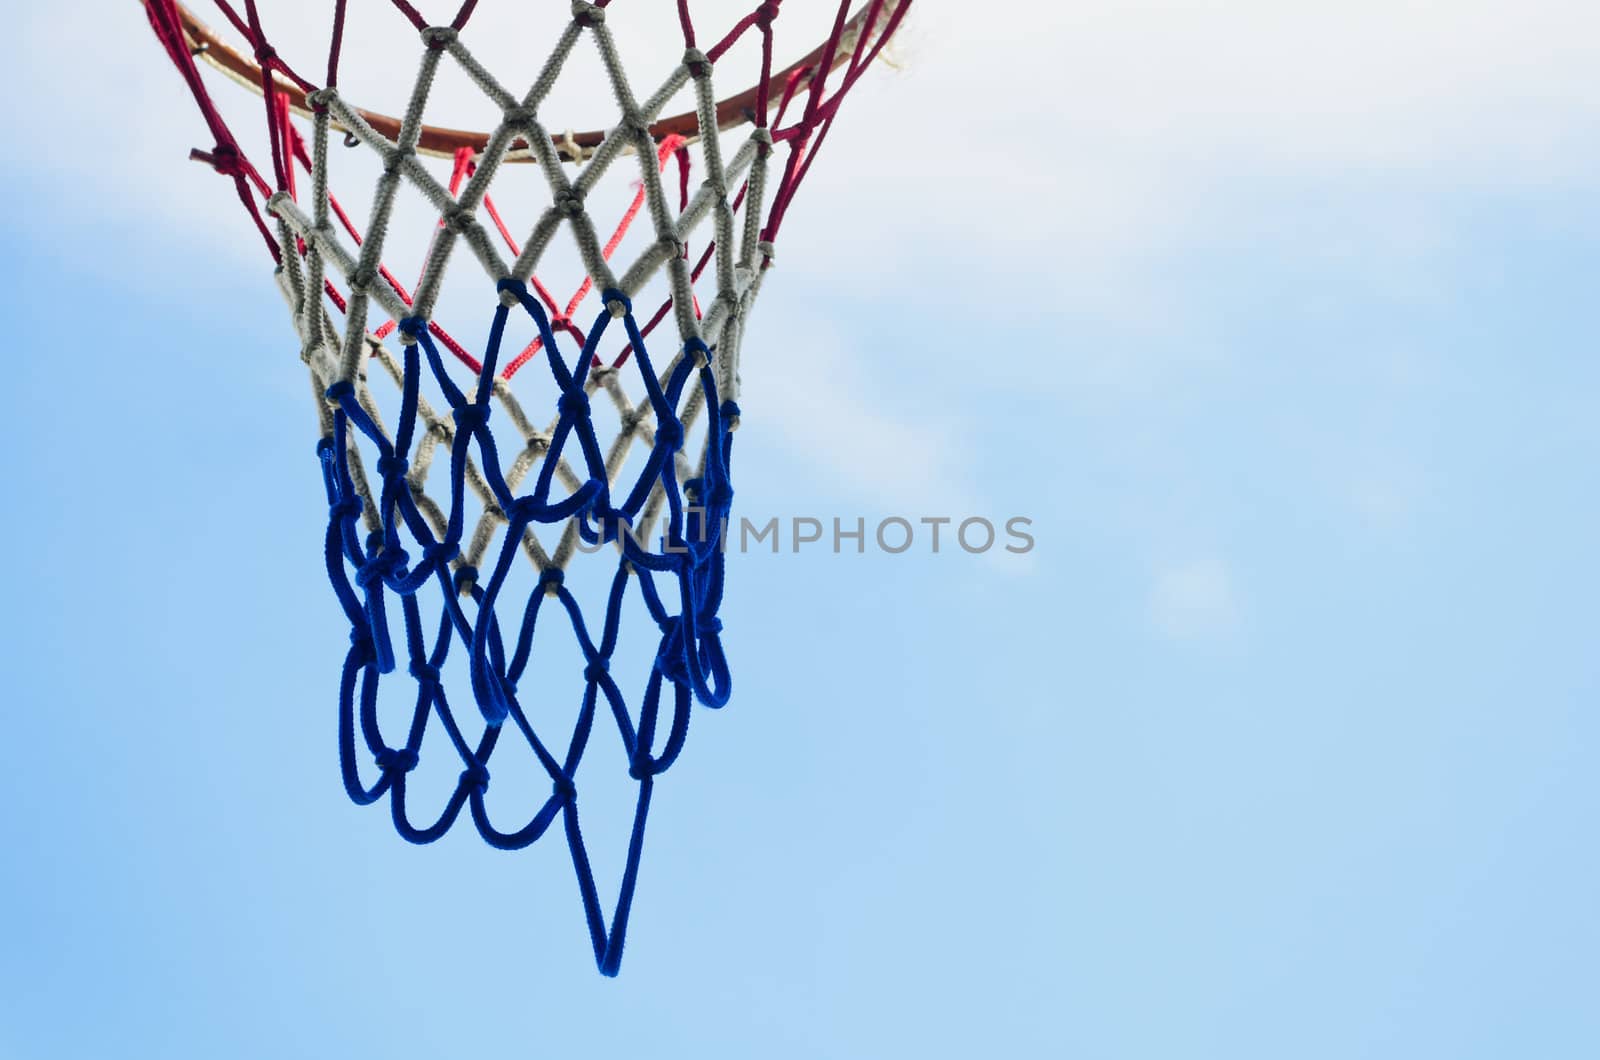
1349 469 1420 530
1150 557 1241 641
25 2 1600 274
778 0 1600 301
736 303 967 513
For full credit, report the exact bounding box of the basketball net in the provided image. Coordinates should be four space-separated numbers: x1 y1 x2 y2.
142 0 909 974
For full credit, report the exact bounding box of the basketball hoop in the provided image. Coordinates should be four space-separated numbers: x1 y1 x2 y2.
140 0 910 974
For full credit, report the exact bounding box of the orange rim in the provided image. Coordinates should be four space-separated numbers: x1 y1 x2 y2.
172 2 891 162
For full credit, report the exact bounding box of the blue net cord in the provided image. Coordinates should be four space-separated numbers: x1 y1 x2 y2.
319 279 735 976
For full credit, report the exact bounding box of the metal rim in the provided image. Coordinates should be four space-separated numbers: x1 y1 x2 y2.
171 2 891 162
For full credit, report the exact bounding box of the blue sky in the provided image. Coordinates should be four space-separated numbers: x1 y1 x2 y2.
3 2 1598 1057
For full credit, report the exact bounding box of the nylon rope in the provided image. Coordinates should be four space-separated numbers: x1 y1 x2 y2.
143 0 908 975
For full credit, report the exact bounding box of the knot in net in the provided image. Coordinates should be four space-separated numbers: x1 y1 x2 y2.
142 0 909 974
